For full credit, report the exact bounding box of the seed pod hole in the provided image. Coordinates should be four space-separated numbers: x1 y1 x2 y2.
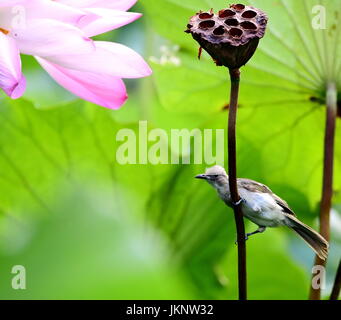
240 21 257 30
242 10 257 18
218 9 236 18
229 28 243 37
225 18 239 26
231 4 245 11
199 12 214 19
213 26 226 35
199 20 215 29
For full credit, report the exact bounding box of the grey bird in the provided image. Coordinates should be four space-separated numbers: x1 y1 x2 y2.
195 165 329 260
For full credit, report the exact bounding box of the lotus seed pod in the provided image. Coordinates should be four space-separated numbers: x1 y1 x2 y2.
185 4 268 69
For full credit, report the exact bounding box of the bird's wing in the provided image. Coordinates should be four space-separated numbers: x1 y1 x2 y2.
272 194 297 216
237 178 297 216
237 178 273 194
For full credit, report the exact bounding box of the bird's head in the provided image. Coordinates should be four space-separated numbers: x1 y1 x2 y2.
195 165 229 189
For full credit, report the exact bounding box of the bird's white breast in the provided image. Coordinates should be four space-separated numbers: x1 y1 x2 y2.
238 190 287 227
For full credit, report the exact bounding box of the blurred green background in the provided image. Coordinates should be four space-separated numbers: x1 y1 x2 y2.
0 0 340 300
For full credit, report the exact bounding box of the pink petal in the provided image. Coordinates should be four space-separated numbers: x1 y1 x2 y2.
0 0 27 7
78 8 141 37
36 57 128 109
10 19 95 56
24 0 87 25
56 0 137 11
45 41 152 79
0 1 86 30
0 32 26 98
105 0 138 11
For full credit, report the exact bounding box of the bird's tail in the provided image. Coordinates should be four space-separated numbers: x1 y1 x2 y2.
285 215 329 260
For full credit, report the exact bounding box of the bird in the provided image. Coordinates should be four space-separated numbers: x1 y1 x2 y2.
195 165 329 260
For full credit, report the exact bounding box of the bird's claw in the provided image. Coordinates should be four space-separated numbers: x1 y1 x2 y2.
235 235 249 245
232 198 244 207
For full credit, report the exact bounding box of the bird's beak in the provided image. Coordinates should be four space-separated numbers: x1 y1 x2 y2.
195 174 208 180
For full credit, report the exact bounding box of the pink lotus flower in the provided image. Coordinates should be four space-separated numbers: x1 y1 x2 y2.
0 0 152 109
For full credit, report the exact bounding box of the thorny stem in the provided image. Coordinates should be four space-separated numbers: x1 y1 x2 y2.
228 68 247 300
330 259 341 300
309 82 337 300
